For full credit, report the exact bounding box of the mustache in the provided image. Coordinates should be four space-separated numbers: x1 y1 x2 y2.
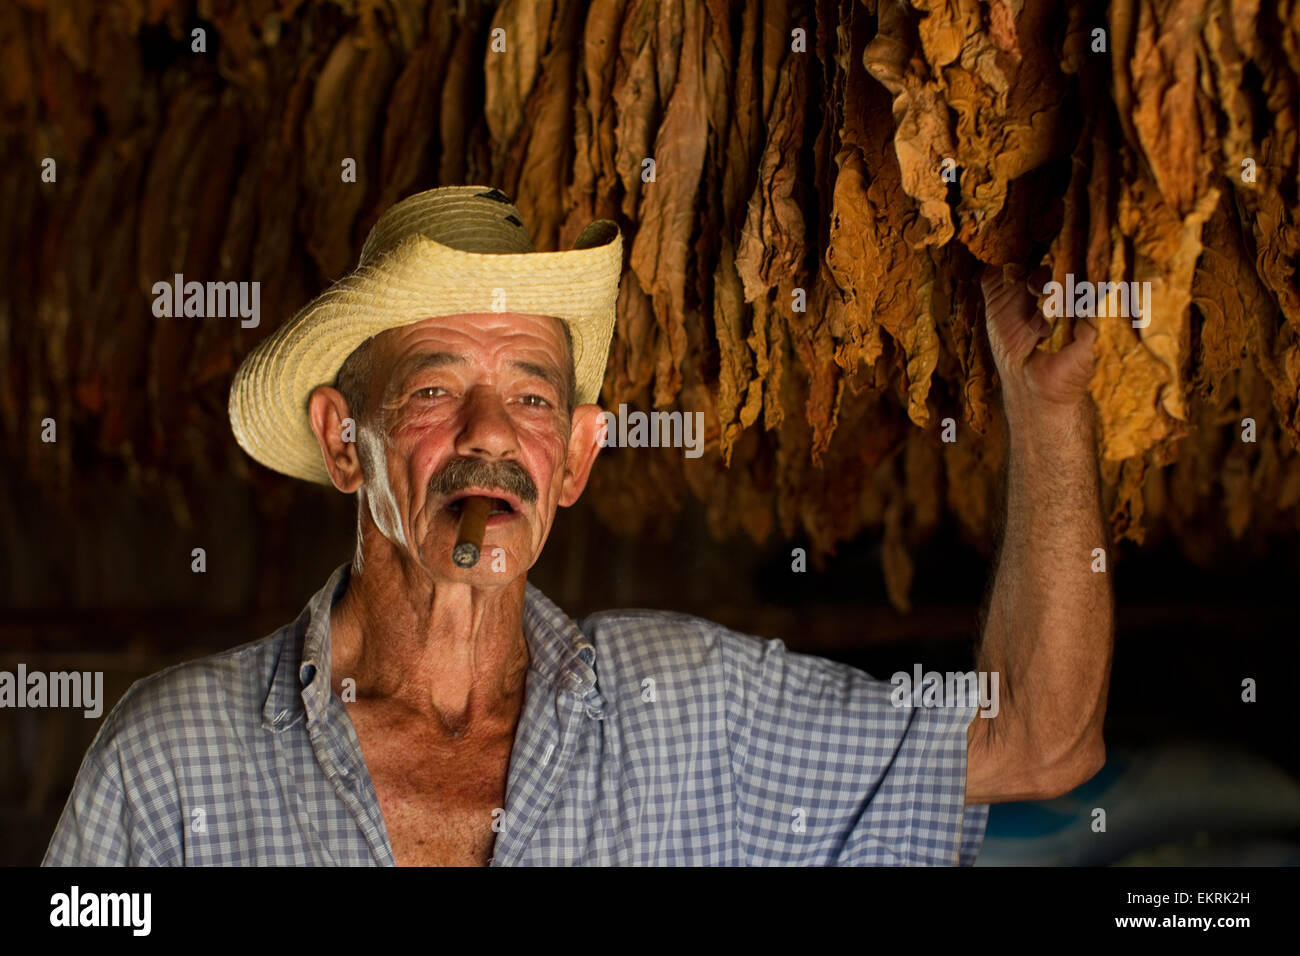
428 456 538 504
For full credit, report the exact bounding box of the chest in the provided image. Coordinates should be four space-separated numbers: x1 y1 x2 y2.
344 701 517 866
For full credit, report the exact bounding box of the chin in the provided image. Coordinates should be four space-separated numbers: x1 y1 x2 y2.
420 539 523 583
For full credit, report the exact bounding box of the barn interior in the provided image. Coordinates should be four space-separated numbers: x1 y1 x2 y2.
2 0 1299 866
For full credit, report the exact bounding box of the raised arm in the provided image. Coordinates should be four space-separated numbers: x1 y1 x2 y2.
964 266 1114 804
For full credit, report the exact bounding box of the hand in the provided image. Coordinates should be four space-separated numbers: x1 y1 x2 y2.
979 264 1097 415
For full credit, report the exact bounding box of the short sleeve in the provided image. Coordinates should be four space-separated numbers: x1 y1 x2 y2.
43 747 134 866
43 685 170 867
720 632 989 866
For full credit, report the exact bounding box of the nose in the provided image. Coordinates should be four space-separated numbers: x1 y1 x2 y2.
453 385 521 461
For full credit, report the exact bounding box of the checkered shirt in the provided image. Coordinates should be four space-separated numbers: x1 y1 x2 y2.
44 563 988 866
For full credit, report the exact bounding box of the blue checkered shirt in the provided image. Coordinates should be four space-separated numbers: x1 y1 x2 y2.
44 563 988 865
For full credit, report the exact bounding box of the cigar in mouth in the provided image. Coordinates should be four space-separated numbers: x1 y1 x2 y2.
452 495 493 568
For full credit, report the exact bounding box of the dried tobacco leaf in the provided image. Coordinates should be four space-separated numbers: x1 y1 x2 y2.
5 0 1300 611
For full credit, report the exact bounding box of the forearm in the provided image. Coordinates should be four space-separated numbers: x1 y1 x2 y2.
970 396 1113 801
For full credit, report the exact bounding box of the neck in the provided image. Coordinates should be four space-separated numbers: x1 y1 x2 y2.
329 515 530 733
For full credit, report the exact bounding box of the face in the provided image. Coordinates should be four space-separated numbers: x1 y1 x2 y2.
309 312 603 586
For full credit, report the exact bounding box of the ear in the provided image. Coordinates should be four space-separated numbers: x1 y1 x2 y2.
307 385 365 494
557 404 607 507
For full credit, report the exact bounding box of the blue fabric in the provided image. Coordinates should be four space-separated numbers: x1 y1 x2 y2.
44 563 988 866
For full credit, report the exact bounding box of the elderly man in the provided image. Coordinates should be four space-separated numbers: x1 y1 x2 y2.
44 186 1110 866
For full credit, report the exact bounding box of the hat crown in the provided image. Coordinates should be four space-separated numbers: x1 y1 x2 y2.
359 186 536 266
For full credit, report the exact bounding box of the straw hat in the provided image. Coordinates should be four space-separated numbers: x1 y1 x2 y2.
228 185 623 485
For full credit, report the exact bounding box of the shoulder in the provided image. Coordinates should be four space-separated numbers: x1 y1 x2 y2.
578 606 773 673
46 629 293 866
580 606 901 733
91 629 289 763
580 606 864 686
577 606 857 716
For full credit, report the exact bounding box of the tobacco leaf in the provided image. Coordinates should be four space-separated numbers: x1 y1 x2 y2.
9 0 1300 612
483 0 554 149
611 0 659 219
627 0 707 408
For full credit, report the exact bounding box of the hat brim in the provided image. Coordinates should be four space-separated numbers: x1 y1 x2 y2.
229 226 622 485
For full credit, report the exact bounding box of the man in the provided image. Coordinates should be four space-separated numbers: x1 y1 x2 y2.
44 186 1110 866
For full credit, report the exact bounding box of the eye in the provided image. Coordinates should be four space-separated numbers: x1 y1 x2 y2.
520 394 550 408
412 386 446 400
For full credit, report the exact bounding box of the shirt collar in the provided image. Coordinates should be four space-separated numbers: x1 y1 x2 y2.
521 579 602 701
262 562 349 732
262 563 601 733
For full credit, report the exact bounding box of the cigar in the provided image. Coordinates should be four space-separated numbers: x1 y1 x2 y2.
452 495 492 568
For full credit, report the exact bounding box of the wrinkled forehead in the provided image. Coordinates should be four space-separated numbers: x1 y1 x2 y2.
380 311 566 351
368 312 570 399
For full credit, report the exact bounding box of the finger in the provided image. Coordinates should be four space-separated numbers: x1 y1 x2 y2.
1055 333 1097 378
985 293 1045 363
1053 316 1098 366
982 268 1032 311
1033 343 1095 396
